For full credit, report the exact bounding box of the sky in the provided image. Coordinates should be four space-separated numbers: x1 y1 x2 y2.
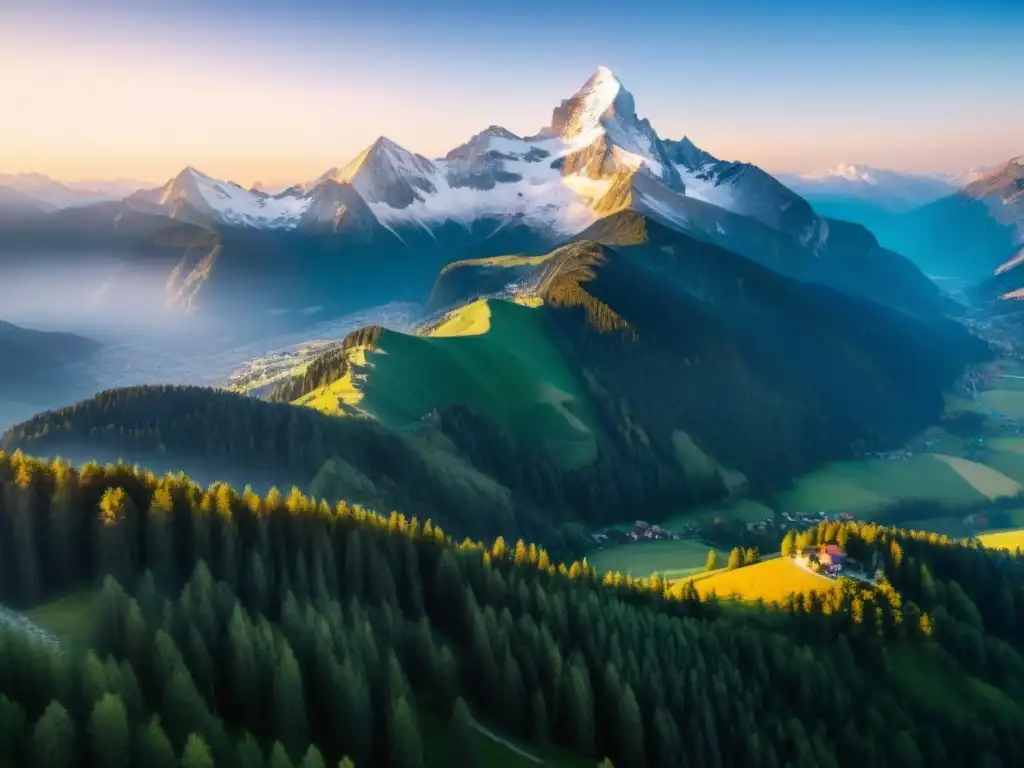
2 0 1022 187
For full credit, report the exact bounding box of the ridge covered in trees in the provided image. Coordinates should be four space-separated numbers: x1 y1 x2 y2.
1 451 1023 766
273 212 988 501
0 386 725 558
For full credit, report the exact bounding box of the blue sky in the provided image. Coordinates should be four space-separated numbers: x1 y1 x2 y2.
2 0 1021 183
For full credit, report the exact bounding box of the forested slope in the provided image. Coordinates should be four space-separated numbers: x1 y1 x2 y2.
0 385 724 556
287 212 988 498
0 452 1022 767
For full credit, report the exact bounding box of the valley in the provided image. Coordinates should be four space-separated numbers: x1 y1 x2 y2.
3 38 1024 767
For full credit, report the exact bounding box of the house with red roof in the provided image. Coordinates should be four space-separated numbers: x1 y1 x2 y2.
819 545 846 568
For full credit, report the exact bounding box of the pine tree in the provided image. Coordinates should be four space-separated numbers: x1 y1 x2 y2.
273 639 308 759
135 716 176 768
705 549 719 571
269 741 295 768
31 700 76 768
781 530 797 557
234 733 265 768
389 695 424 768
181 733 215 768
447 698 481 768
617 684 646 767
300 744 326 768
97 487 134 585
0 694 28 767
727 547 743 570
147 484 175 591
88 693 130 768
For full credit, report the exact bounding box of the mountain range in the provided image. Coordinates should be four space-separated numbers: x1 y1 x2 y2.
0 172 153 210
0 66 996 508
0 67 959 336
780 163 959 212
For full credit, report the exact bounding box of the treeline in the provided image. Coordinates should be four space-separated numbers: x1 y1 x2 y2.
0 386 726 558
1 452 1023 766
269 327 384 404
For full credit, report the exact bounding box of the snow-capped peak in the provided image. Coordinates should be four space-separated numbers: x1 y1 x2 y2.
311 136 439 208
813 163 880 185
547 68 683 191
552 66 635 140
129 165 311 229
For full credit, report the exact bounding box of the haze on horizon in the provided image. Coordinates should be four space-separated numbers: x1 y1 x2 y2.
2 0 1021 188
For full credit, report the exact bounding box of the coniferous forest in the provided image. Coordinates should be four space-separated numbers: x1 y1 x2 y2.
1 451 1024 767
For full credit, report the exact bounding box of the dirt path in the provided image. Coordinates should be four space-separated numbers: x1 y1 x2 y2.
470 719 544 764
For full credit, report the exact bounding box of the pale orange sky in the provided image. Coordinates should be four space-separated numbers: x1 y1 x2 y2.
3 5 1021 187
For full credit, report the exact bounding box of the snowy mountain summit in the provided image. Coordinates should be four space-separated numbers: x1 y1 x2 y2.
119 66 829 255
128 166 311 228
548 67 683 191
314 137 440 209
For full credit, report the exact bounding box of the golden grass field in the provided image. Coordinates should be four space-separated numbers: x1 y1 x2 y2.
673 557 834 603
977 528 1024 552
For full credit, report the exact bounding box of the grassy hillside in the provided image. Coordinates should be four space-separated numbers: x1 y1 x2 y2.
587 539 723 580
291 299 601 469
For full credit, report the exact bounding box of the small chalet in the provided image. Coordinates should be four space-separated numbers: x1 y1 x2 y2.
819 545 846 567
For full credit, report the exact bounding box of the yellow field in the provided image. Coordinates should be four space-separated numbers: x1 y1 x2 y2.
291 346 368 415
428 299 493 337
977 528 1024 552
513 296 544 308
684 557 834 604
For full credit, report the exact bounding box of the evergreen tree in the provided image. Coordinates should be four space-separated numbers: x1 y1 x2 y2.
180 733 215 768
269 741 295 768
273 639 309 758
234 734 266 768
135 716 177 768
727 547 743 570
447 698 481 768
389 695 424 768
300 744 326 768
88 693 130 768
31 700 76 768
705 549 719 571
